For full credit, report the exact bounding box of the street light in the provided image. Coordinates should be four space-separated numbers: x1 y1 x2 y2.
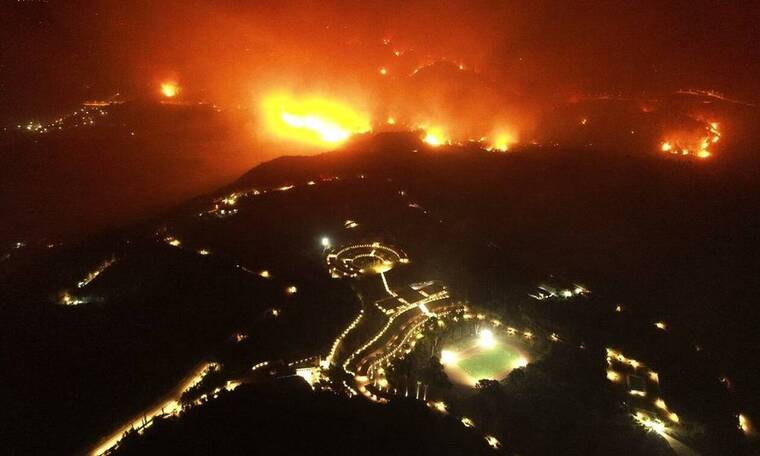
321 236 331 248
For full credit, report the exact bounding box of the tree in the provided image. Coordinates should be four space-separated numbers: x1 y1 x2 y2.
475 379 501 393
421 356 452 391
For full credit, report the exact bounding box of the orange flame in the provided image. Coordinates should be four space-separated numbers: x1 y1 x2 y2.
160 82 179 98
660 120 720 159
261 93 371 148
421 126 448 146
487 129 518 152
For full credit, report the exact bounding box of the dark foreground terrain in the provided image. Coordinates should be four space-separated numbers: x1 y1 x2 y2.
2 101 760 455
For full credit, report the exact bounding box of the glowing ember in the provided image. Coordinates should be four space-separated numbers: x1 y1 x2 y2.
160 82 179 98
261 93 371 148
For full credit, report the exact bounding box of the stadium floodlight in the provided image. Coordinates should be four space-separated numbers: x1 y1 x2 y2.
440 350 458 365
478 328 496 348
514 356 529 368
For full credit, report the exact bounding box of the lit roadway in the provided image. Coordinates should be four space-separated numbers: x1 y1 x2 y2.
342 298 461 402
87 361 217 456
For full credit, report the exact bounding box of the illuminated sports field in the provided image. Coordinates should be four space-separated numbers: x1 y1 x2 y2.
441 329 530 386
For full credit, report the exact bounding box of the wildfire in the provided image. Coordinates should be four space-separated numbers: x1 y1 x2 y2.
660 120 721 159
261 93 371 147
422 126 448 147
160 82 179 98
487 129 518 152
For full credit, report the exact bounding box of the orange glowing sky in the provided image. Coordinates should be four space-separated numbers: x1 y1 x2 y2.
3 1 759 131
4 1 753 160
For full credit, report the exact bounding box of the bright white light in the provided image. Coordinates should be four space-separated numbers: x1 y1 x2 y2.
431 401 447 413
485 435 501 449
321 237 331 247
634 412 666 435
514 356 529 368
478 328 497 348
440 350 458 365
739 413 753 435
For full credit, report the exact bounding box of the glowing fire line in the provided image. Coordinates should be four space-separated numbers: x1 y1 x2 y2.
261 93 371 148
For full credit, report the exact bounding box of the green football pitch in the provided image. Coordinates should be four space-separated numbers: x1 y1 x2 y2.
443 335 528 386
456 344 524 381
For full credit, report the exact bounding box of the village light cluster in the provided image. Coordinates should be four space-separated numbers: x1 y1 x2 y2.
18 104 112 135
78 256 117 288
201 174 348 219
58 255 119 306
605 348 690 436
59 291 86 306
